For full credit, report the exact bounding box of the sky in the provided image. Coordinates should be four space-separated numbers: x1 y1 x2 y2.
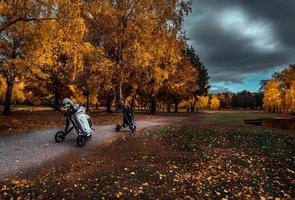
184 0 295 93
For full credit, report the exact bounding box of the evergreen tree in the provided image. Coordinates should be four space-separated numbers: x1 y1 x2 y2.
185 46 210 111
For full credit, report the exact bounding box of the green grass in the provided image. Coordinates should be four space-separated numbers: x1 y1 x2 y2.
144 112 294 198
151 125 292 153
205 111 275 121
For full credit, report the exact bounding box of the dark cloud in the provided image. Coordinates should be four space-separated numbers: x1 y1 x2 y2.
185 0 295 83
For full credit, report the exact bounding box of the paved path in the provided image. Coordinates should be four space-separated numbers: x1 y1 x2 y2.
0 121 161 179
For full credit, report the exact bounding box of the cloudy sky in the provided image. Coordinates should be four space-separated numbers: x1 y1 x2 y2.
184 0 295 93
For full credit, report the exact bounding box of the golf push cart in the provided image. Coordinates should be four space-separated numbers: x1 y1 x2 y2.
115 103 137 133
42 98 93 147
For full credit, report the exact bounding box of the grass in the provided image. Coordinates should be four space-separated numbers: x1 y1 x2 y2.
145 114 294 199
0 111 294 199
205 111 275 121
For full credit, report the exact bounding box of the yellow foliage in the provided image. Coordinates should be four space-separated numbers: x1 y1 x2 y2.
12 81 26 103
0 76 6 103
124 96 138 107
69 85 97 105
1 0 193 112
196 96 209 110
210 95 220 110
263 80 282 112
0 77 26 103
284 81 295 112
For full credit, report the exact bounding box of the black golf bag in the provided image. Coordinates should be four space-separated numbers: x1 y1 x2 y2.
115 104 136 132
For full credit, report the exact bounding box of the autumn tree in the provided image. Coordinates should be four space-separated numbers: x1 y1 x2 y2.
0 76 5 103
84 0 192 113
217 92 233 109
0 0 47 114
0 0 83 114
284 81 295 113
0 0 58 33
210 95 220 110
84 0 142 106
274 64 295 113
1 0 200 115
273 64 295 90
262 64 295 113
263 80 282 113
158 54 197 113
73 46 114 112
25 1 87 110
196 95 209 111
136 34 188 113
142 0 192 113
0 76 25 104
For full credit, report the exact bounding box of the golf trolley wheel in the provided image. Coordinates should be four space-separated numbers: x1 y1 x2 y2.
87 134 92 141
76 135 87 147
55 131 65 143
115 124 121 132
131 126 137 133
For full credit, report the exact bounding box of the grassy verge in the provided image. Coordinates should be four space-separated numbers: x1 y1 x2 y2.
204 111 275 121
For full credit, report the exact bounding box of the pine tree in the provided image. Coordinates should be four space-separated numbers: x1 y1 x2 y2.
185 46 210 111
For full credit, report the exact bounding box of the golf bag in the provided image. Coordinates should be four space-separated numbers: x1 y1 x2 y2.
115 104 136 132
55 98 93 147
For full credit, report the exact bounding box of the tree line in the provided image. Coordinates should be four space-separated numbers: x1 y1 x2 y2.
203 64 294 114
189 91 263 112
189 64 295 113
0 0 210 115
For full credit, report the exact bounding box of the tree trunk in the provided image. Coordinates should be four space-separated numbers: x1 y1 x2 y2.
167 101 171 113
174 101 179 113
54 91 60 111
150 98 157 113
3 78 15 115
106 96 112 113
191 102 195 112
106 103 112 113
86 94 90 112
115 82 122 111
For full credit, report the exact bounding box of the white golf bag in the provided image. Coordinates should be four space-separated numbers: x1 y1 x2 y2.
72 104 92 136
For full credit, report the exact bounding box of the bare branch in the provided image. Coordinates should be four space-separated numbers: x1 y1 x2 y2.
0 17 58 33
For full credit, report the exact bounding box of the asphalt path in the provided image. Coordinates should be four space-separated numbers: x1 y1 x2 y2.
0 120 161 179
